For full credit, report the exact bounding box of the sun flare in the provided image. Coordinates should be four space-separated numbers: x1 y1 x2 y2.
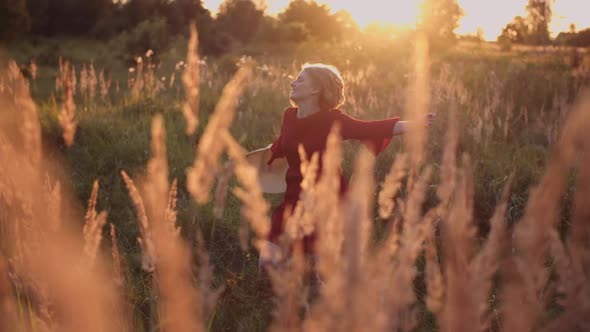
328 0 423 28
205 0 590 40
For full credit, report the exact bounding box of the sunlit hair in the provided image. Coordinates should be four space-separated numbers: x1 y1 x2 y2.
297 63 345 110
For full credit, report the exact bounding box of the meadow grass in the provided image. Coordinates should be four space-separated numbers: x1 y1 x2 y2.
1 36 589 331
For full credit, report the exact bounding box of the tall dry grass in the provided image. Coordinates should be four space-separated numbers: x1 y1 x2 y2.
187 63 252 204
0 61 125 332
2 30 590 332
122 114 206 332
182 23 200 135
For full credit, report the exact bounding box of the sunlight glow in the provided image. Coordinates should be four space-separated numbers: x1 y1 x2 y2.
204 0 590 40
327 0 422 28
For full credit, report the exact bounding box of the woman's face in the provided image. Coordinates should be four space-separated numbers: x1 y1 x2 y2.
289 69 319 104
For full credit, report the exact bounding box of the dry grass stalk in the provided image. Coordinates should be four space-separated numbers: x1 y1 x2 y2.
222 131 270 243
82 212 107 269
57 61 77 147
331 148 377 331
98 69 110 101
144 114 203 332
88 62 97 100
424 230 444 317
70 64 76 97
110 224 123 287
82 180 107 269
8 61 41 165
0 64 125 332
120 170 156 272
438 158 479 332
268 243 306 332
166 178 180 235
80 64 88 100
193 230 224 323
144 114 169 228
405 32 430 171
0 255 18 331
436 110 458 208
121 114 205 331
378 153 408 219
313 125 344 278
349 164 433 332
539 96 590 331
154 230 204 332
508 112 582 329
187 63 252 204
422 110 459 324
388 167 434 330
501 255 539 332
169 71 176 89
44 176 62 232
284 146 319 241
30 59 37 81
468 178 511 329
344 148 376 280
566 138 590 284
503 91 590 330
84 180 99 224
213 162 233 219
131 57 143 98
182 23 200 135
271 127 346 331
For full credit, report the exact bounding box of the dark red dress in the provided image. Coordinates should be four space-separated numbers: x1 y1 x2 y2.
266 107 399 250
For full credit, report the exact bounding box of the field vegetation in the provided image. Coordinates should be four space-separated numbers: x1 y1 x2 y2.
1 13 590 332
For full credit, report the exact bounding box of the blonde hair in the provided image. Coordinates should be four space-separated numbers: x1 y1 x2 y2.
301 63 345 110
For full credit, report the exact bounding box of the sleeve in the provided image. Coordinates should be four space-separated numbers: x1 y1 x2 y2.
336 110 400 155
266 136 284 165
266 109 290 165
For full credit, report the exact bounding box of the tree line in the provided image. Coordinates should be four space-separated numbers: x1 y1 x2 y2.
1 0 464 55
2 0 587 56
497 0 589 48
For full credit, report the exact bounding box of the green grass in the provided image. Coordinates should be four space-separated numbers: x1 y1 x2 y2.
6 36 588 330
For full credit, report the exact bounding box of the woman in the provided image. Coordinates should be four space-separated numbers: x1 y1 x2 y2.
251 63 434 265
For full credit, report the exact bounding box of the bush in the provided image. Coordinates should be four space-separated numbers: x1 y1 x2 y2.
111 17 170 61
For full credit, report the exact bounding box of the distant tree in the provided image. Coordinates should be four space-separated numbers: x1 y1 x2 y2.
26 0 48 34
123 0 163 27
574 29 590 47
498 16 529 44
155 0 210 35
0 0 31 41
278 0 341 41
190 5 225 56
216 0 265 44
558 28 590 47
364 23 403 41
256 16 310 44
526 0 553 45
476 27 485 42
420 0 464 50
333 10 361 39
25 0 113 36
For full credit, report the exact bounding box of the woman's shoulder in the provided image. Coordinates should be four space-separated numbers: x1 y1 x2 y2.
281 107 297 121
329 108 346 119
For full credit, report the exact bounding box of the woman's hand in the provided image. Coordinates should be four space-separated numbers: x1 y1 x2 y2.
393 113 436 136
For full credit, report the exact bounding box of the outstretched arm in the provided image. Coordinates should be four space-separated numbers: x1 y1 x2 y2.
392 113 436 135
393 121 408 136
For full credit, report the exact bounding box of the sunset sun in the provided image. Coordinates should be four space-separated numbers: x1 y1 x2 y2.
205 0 590 41
331 0 423 28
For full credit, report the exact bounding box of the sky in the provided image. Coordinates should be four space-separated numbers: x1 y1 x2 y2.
202 0 590 40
